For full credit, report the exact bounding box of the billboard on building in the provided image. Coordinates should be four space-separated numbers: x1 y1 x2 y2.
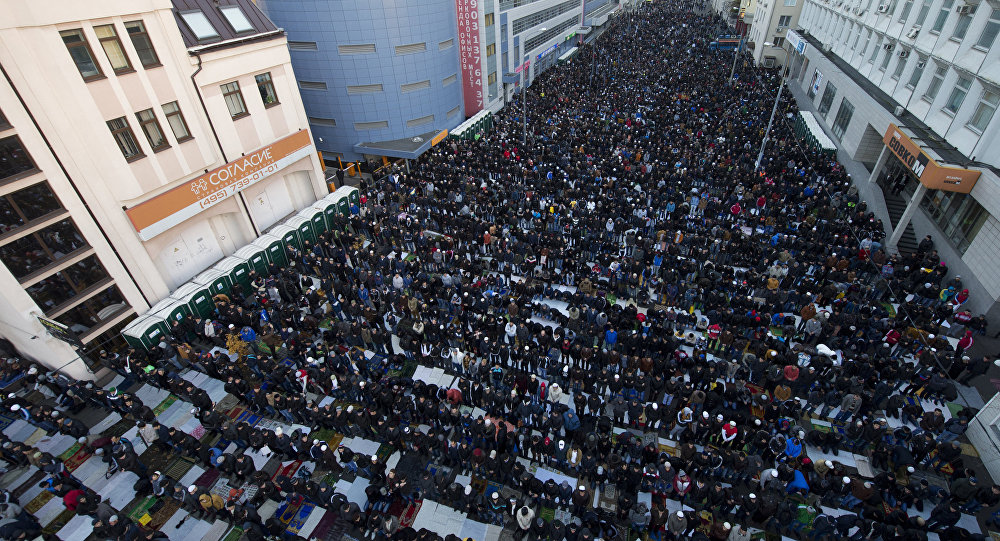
125 130 314 240
456 0 483 115
883 124 981 193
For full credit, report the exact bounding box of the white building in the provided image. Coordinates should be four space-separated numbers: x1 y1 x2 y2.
747 0 805 67
790 0 1000 322
0 0 326 378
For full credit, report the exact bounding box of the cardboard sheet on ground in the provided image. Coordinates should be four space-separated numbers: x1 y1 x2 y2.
532 466 577 487
59 515 94 541
34 433 77 457
201 518 230 541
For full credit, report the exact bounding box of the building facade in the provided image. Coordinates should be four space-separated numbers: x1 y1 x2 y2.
789 0 1000 322
0 0 326 377
747 0 804 67
257 0 465 162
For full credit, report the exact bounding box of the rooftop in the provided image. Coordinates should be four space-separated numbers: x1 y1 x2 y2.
171 0 280 50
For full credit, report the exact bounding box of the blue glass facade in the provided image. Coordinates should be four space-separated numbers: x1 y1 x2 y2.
258 0 464 161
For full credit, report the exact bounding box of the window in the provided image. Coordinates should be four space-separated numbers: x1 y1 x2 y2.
180 11 219 41
881 43 894 69
106 117 143 160
0 108 7 129
3 220 89 281
346 84 383 94
308 117 337 127
439 39 454 50
944 75 972 113
0 136 37 180
443 74 457 86
893 52 908 78
920 190 987 253
772 37 785 47
784 0 796 5
220 81 247 118
914 0 932 26
831 99 855 138
288 41 318 50
162 101 191 142
219 5 254 33
931 0 954 32
60 29 103 81
338 44 376 54
255 73 279 106
395 43 427 55
976 8 1000 49
94 25 132 74
488 71 497 85
818 83 837 118
953 11 974 40
899 0 914 22
447 105 460 118
486 43 496 57
968 87 999 132
907 56 926 87
778 15 792 26
924 65 946 100
485 13 495 26
135 109 168 151
401 80 431 93
406 115 434 128
124 21 159 67
354 121 388 130
0 182 63 234
869 37 882 62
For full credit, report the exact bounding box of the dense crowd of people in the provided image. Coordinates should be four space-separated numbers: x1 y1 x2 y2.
1 1 998 541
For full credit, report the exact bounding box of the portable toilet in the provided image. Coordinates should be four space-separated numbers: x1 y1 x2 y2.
313 198 339 231
122 315 168 351
234 244 269 276
169 282 215 318
335 194 350 216
146 296 176 318
346 186 360 208
151 298 192 327
269 224 302 253
285 215 316 245
252 234 287 267
298 205 328 237
193 268 232 298
214 256 252 289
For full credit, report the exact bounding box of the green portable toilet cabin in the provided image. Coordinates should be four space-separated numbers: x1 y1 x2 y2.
122 315 169 351
214 256 252 289
192 268 232 298
313 198 339 231
345 186 360 207
252 234 287 267
269 224 302 253
169 282 215 318
335 194 350 216
285 215 316 245
151 298 192 327
299 205 328 237
234 244 269 276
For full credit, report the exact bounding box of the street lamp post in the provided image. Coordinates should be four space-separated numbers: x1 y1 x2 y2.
754 42 788 171
521 27 547 146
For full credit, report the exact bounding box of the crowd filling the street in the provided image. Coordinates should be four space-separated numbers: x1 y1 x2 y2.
0 1 997 541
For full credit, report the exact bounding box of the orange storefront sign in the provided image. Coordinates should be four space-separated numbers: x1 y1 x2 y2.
883 124 980 193
126 130 314 240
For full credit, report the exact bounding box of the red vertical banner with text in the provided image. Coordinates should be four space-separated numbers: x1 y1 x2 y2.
456 0 483 116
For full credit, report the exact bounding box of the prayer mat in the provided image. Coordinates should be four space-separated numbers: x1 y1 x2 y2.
107 417 136 438
276 498 303 524
194 468 221 488
146 498 181 530
399 500 422 528
23 428 46 447
152 395 179 416
138 442 174 473
0 413 15 432
42 508 76 534
63 446 93 472
58 442 81 461
164 456 196 481
375 443 395 463
126 496 158 523
225 406 246 421
23 490 53 514
286 501 316 534
306 509 338 540
272 460 303 481
221 526 244 541
539 507 555 523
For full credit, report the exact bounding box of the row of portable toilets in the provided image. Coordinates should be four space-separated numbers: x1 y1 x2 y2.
120 186 360 351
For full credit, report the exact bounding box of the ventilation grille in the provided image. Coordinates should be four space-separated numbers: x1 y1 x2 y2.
407 115 434 128
401 80 431 93
395 42 427 55
439 38 455 50
338 43 376 54
347 84 384 94
288 41 318 50
447 105 460 118
308 117 336 127
442 74 458 86
355 120 389 130
299 81 328 90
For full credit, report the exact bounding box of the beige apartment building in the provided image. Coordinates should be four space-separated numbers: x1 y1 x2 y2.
0 0 326 378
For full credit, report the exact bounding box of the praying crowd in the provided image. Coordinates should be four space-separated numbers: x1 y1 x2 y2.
1 1 998 541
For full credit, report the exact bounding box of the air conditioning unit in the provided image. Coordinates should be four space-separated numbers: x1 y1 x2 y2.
916 59 926 68
906 25 921 38
877 4 890 12
898 49 910 58
955 4 973 14
883 42 895 50
776 26 786 32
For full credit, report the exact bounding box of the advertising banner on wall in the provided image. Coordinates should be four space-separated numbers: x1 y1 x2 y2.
811 69 823 95
456 0 483 116
125 130 314 241
882 124 980 193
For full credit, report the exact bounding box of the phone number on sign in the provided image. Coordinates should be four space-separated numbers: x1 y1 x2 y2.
198 163 278 209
